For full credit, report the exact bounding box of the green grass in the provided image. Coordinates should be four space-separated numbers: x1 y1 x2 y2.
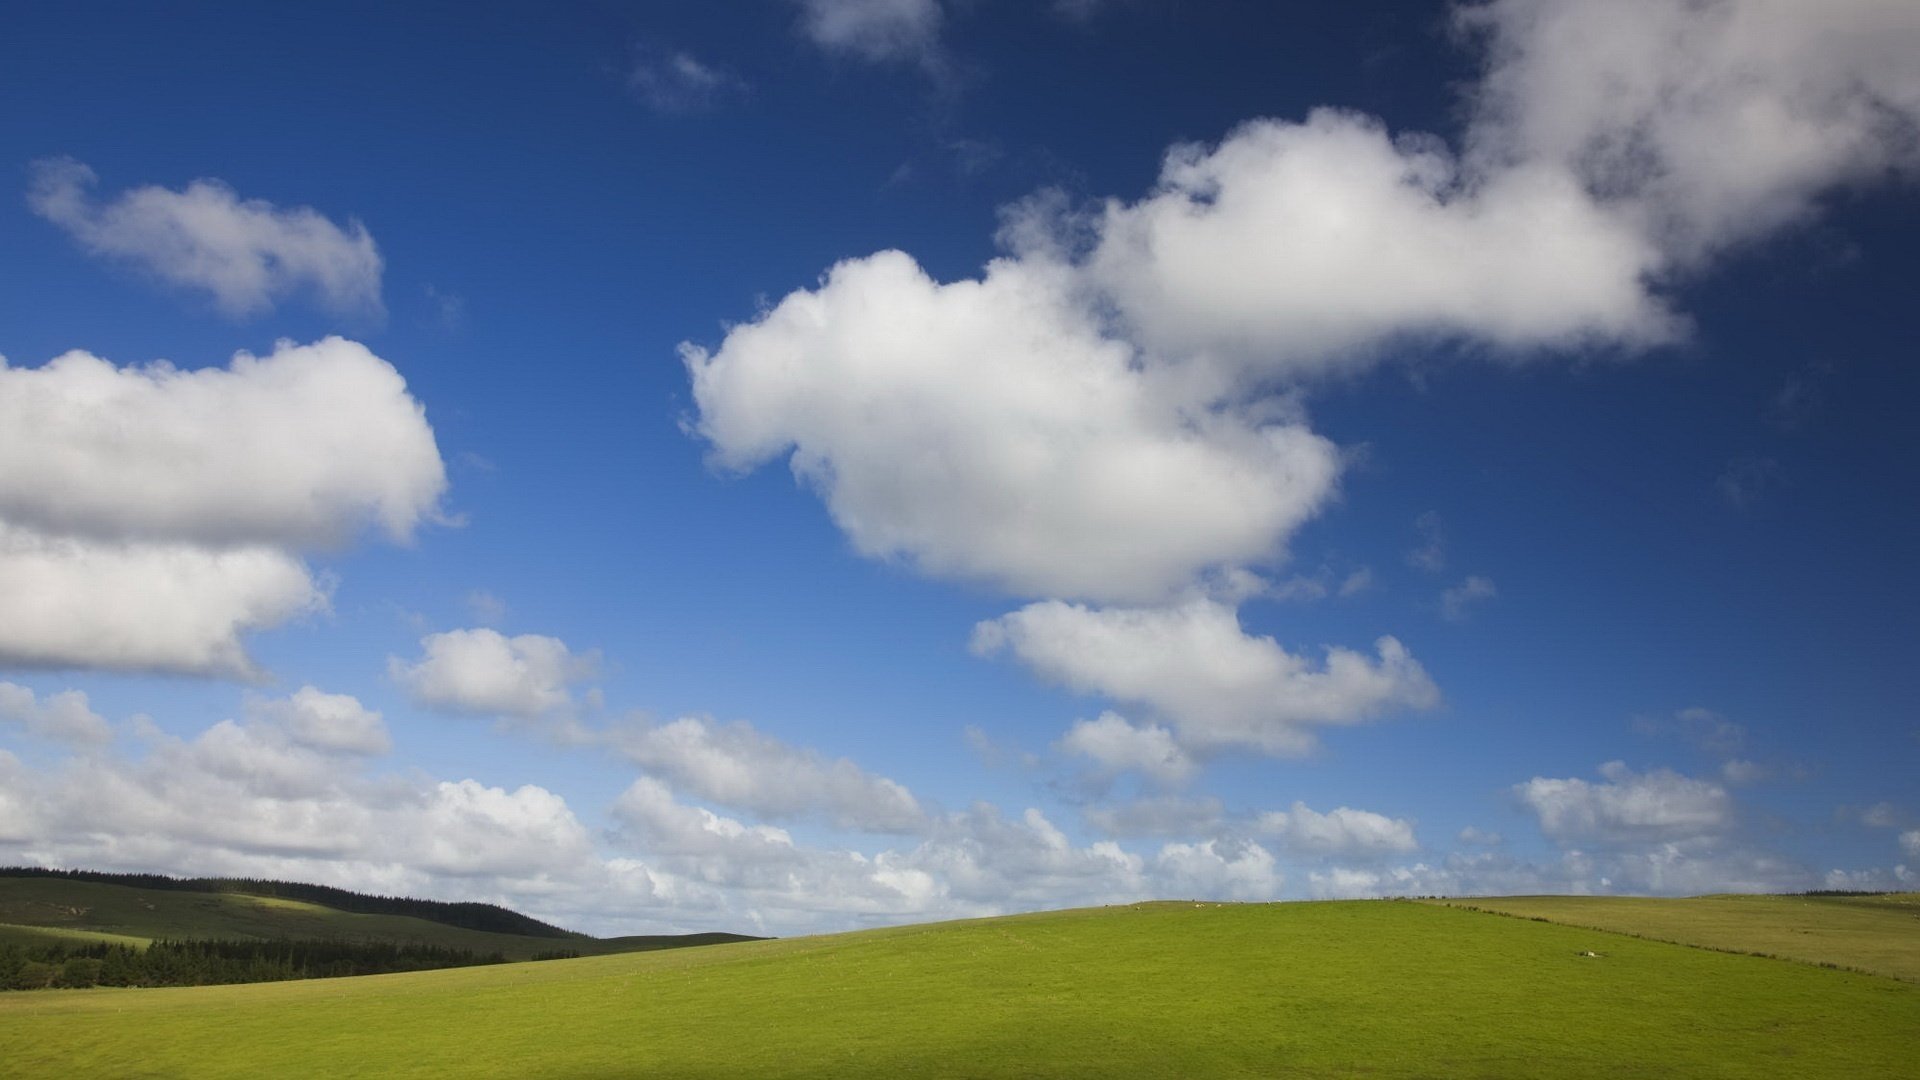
0 877 749 960
1428 893 1920 982
1 899 1913 1078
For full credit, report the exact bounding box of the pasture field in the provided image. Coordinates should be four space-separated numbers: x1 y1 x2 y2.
0 876 748 959
1429 892 1920 981
1 899 1914 1078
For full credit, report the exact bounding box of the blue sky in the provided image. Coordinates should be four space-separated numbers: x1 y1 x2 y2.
0 0 1915 935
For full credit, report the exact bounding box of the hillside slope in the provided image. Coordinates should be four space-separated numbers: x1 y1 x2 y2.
1429 892 1920 981
1 900 1914 1078
0 875 756 960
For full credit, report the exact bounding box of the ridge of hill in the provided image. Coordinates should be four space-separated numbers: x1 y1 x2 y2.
0 867 572 938
0 870 761 961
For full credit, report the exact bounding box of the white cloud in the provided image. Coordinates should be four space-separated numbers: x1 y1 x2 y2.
0 524 325 679
685 253 1340 603
1517 761 1733 846
1058 712 1196 786
1440 575 1497 621
1719 759 1770 786
687 1 1920 614
246 686 390 756
0 337 442 678
609 715 925 832
1902 831 1920 858
28 157 383 316
0 338 447 548
1462 0 1920 266
1150 838 1281 901
1860 802 1900 829
1457 826 1503 846
1406 511 1447 573
1255 801 1418 856
464 590 508 626
973 598 1438 755
629 49 745 112
1084 110 1673 381
0 682 111 745
390 628 597 718
794 0 943 63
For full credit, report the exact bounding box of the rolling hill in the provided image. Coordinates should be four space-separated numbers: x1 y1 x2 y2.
1 896 1914 1077
0 869 757 961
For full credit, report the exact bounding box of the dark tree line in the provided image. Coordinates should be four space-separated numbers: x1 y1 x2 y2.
1 867 578 939
0 937 559 991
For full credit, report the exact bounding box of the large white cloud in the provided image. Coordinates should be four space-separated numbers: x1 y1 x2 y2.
1517 761 1733 846
0 338 446 548
609 715 925 833
1463 0 1920 265
974 598 1438 755
0 523 324 679
28 157 383 316
0 338 444 677
1084 111 1672 381
390 628 597 718
686 253 1339 603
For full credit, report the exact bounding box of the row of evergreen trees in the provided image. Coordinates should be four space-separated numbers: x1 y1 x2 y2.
0 938 537 991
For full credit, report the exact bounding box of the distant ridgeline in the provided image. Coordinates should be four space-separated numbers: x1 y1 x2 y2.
0 867 578 940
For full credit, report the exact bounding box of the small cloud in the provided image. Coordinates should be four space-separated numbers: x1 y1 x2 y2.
28 157 383 318
1717 457 1785 508
1406 511 1446 573
1720 759 1770 786
465 590 508 627
1338 567 1375 598
424 284 465 331
628 47 746 113
1637 706 1747 757
1861 802 1902 829
793 0 944 66
1440 575 1497 622
1458 826 1503 846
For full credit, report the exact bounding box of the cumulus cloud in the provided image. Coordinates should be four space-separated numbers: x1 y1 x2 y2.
0 338 444 677
1517 761 1732 846
0 338 446 548
793 0 943 63
608 715 925 832
1903 831 1920 858
1058 712 1196 786
390 629 597 718
0 524 325 679
1255 801 1419 856
1462 0 1920 265
0 682 111 745
1439 575 1497 621
686 253 1340 603
973 598 1438 755
246 686 390 756
28 157 383 316
1083 110 1673 380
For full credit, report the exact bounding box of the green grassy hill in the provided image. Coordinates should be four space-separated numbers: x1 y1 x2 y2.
2 898 1915 1078
0 873 756 960
1426 892 1920 982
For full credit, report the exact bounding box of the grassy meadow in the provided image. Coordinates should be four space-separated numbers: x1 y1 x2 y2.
1428 892 1920 982
1 898 1915 1078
